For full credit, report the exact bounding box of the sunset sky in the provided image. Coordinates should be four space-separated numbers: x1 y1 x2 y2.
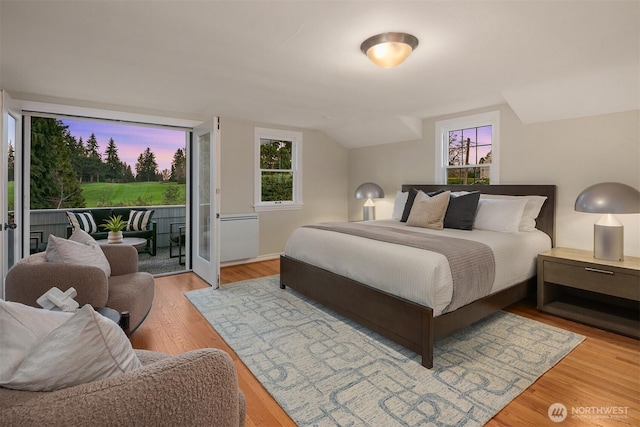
61 119 187 173
449 125 492 165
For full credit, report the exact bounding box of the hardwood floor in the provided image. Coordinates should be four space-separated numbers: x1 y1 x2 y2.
131 260 639 426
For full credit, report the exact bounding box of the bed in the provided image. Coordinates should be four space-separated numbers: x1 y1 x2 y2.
279 184 556 368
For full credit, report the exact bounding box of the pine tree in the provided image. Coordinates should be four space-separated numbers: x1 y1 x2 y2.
104 138 124 182
30 118 85 208
122 162 135 182
170 148 186 184
68 136 86 183
135 147 159 182
84 133 104 182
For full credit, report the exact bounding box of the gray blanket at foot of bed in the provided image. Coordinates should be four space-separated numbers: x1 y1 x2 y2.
305 222 496 312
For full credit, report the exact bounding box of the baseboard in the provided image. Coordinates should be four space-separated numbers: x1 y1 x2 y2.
220 252 282 267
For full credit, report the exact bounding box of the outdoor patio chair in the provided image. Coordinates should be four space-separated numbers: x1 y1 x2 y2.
29 231 47 254
169 222 185 265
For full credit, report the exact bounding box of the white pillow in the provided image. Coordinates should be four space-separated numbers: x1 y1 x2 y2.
46 230 111 277
392 191 409 220
1 304 141 391
70 228 104 247
0 299 74 382
480 194 547 232
473 198 528 233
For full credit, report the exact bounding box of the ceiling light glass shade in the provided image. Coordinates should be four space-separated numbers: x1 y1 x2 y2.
360 33 419 68
354 182 385 199
574 182 640 214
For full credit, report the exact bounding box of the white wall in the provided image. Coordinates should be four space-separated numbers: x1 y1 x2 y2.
348 104 640 257
4 92 637 260
220 118 348 258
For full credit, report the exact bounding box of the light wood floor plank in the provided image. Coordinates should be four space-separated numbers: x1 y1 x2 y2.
130 260 639 426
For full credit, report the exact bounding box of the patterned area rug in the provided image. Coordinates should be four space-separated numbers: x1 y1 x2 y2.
186 275 584 426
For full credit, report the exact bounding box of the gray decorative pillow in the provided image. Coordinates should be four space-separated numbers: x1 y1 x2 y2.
406 191 451 230
65 211 98 234
400 188 445 222
45 230 111 277
127 210 154 231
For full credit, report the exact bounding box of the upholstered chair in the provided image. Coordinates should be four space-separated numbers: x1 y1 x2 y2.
4 245 154 333
0 348 246 426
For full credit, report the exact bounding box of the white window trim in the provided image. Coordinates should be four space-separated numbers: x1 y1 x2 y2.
254 127 303 212
434 111 500 184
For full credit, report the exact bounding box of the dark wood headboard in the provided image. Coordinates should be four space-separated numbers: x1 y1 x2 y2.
401 184 556 246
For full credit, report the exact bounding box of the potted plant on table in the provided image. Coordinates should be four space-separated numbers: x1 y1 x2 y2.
101 215 127 244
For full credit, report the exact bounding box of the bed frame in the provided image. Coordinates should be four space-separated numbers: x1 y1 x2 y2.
280 184 556 368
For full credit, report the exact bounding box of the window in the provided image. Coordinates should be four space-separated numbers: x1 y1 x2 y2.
254 127 302 211
434 111 500 185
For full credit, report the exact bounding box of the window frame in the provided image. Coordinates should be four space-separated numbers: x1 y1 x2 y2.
434 111 500 185
254 127 303 211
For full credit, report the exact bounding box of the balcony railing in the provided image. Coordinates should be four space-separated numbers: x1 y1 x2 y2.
29 205 186 248
27 205 187 275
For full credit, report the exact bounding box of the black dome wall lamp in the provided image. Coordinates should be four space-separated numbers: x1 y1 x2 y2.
360 32 419 68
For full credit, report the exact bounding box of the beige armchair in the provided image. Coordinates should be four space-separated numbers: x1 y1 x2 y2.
4 245 154 333
0 348 246 427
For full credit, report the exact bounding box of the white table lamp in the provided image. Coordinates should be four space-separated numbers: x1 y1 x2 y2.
354 182 384 221
575 182 640 261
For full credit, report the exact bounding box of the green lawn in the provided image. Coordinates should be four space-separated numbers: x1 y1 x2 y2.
7 181 186 210
80 182 186 207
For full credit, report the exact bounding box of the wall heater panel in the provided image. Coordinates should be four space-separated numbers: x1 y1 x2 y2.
220 213 259 262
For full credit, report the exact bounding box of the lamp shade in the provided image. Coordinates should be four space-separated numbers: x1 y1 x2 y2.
575 182 640 214
354 182 384 199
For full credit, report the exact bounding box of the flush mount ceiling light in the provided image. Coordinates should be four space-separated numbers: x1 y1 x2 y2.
360 32 419 68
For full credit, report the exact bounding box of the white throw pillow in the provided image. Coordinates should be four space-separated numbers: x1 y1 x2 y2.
70 228 103 246
1 304 141 391
46 230 111 277
392 191 409 220
0 299 74 382
480 194 547 232
473 198 528 233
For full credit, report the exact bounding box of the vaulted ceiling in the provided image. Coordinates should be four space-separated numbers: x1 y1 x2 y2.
1 1 637 148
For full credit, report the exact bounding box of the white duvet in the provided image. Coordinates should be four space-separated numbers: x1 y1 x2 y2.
284 219 551 316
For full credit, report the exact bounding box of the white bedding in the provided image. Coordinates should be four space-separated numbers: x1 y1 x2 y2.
284 219 551 316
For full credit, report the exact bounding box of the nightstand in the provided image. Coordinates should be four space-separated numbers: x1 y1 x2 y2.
537 247 640 338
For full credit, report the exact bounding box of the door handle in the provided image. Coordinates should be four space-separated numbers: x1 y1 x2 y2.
4 222 17 230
